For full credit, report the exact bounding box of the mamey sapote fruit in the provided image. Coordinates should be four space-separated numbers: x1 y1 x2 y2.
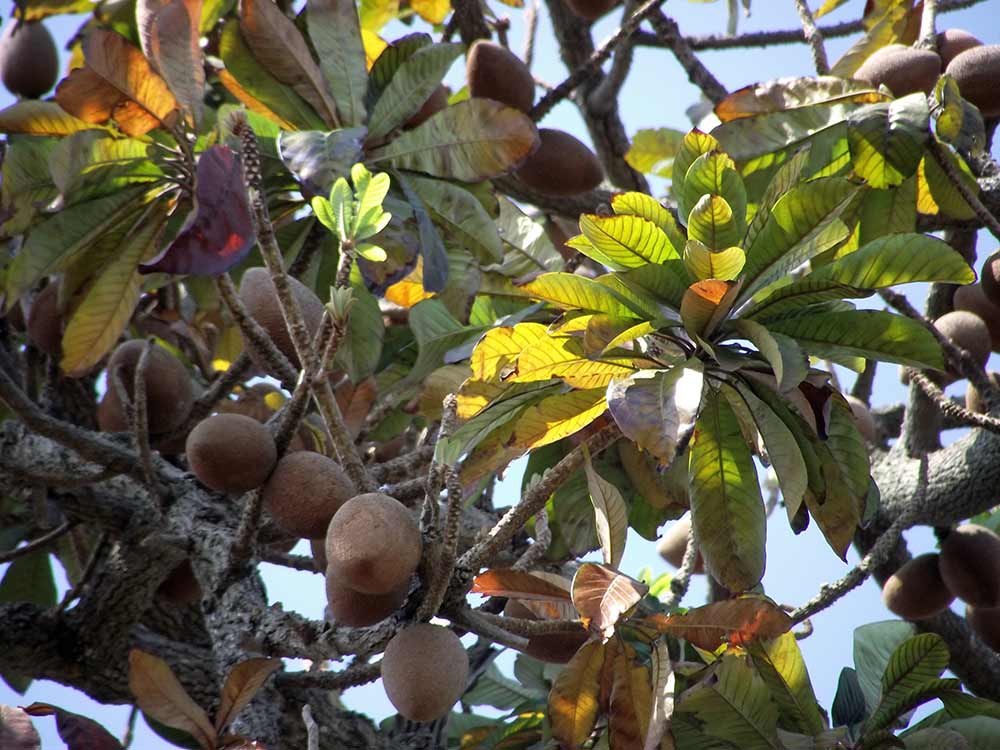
514 129 603 197
262 452 355 538
325 492 421 594
238 267 325 370
503 599 589 663
656 515 705 573
967 604 1000 651
937 29 983 67
953 283 1000 352
946 45 1000 118
186 413 277 493
158 560 202 606
565 0 618 21
980 251 1000 308
381 624 469 721
0 20 58 99
939 524 1000 607
966 372 1000 414
104 340 194 434
325 573 408 627
405 85 450 128
26 283 62 356
854 44 941 96
933 310 991 379
466 40 534 113
844 395 877 443
881 553 954 619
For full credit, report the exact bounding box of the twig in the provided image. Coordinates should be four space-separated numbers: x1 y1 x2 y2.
0 458 121 488
917 0 939 50
646 11 728 105
906 368 1000 434
523 0 539 70
930 139 1000 243
260 550 323 573
169 353 254 440
302 704 319 750
132 340 162 504
270 371 312 457
474 610 584 637
0 520 76 564
451 0 491 45
792 0 829 75
379 477 427 505
275 661 381 690
661 522 698 610
450 607 531 650
587 34 636 115
369 445 435 484
226 489 265 580
56 532 109 614
851 361 877 405
513 507 550 570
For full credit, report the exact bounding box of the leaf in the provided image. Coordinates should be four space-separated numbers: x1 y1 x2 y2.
766 310 944 370
571 563 648 641
626 127 685 177
522 272 641 318
867 634 950 733
138 0 205 126
278 128 367 198
367 43 462 140
832 668 868 727
511 388 608 450
618 261 691 312
0 101 98 136
48 132 162 206
712 102 855 163
308 0 369 127
605 365 704 467
584 452 629 569
609 646 652 750
858 177 918 243
405 174 502 263
829 2 909 78
391 299 483 392
464 663 539 710
396 172 448 292
0 705 41 750
688 388 766 592
853 621 917 714
644 596 793 651
729 320 808 393
932 74 986 156
576 214 681 269
508 334 638 389
549 641 606 750
686 194 742 250
644 641 676 750
128 650 217 750
62 204 166 375
471 568 572 601
715 76 884 122
918 147 979 221
683 240 746 281
749 632 826 736
848 95 929 190
491 197 564 276
681 279 737 340
678 150 747 238
611 192 686 251
55 30 178 137
333 267 385 382
21 704 120 750
368 99 539 182
215 658 281 733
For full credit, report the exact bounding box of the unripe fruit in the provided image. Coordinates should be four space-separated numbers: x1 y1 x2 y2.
953 284 1000 352
937 29 983 67
466 41 534 114
381 624 469 721
514 129 603 197
933 310 991 379
185 413 277 493
966 372 1000 414
565 0 618 22
237 268 325 370
844 395 877 443
26 283 62 356
881 553 954 620
656 515 704 573
0 21 58 99
325 573 408 627
946 45 1000 118
405 85 450 128
967 604 1000 651
504 599 588 663
262 452 355 538
854 44 941 96
939 524 1000 607
325 492 421 594
980 251 1000 309
106 340 194 434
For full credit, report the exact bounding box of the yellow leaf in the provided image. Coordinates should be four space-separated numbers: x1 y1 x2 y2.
0 101 99 136
385 256 436 307
455 379 506 420
411 0 450 24
469 322 548 381
549 640 606 749
511 388 607 450
362 29 388 70
216 69 298 130
682 240 746 282
510 335 638 390
360 0 398 33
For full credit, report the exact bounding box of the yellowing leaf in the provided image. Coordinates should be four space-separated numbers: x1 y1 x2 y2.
216 69 299 130
549 640 606 749
138 0 205 127
610 647 652 750
385 256 437 307
510 335 638 389
522 272 640 318
511 388 607 450
680 279 735 339
683 240 746 282
642 596 793 651
128 649 216 750
469 322 548 382
412 0 450 23
0 101 98 136
626 127 684 177
362 29 388 69
749 632 826 736
584 452 629 569
578 214 680 269
472 569 573 601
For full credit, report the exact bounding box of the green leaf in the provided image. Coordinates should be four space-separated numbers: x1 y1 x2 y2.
679 150 748 238
611 192 686 254
308 0 369 127
464 663 539 709
583 452 629 569
686 194 742 250
848 95 929 190
829 3 909 79
854 621 917 715
866 634 950 733
688 387 766 592
833 668 868 727
404 174 503 263
683 240 746 281
368 33 431 99
491 198 563 277
744 278 870 322
713 103 857 163
749 632 826 736
932 74 986 156
521 272 643 318
390 298 483 393
573 214 680 270
2 136 59 236
625 127 685 177
729 319 808 393
368 99 539 182
351 163 392 233
334 267 384 382
766 310 944 369
744 144 812 251
618 260 693 312
48 131 162 207
672 130 720 202
366 43 462 140
0 547 57 694
919 147 979 221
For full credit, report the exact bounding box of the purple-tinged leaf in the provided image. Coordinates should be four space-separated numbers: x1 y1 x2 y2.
22 703 121 750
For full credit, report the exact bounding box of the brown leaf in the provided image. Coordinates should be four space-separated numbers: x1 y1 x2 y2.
609 646 652 750
335 377 378 439
0 705 41 750
215 658 281 733
549 640 606 750
128 649 217 750
641 596 793 652
471 569 573 602
21 703 120 750
571 563 648 641
139 0 205 125
240 0 339 127
55 30 178 136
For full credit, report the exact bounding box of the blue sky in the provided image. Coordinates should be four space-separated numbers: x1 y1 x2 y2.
2 0 999 746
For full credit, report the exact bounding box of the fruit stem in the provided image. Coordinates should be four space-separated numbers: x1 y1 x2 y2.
917 0 938 50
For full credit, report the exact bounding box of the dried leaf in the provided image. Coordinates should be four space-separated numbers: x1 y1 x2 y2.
549 640 606 749
215 658 281 733
21 704 121 750
571 563 648 641
643 596 793 651
472 569 572 602
128 650 217 750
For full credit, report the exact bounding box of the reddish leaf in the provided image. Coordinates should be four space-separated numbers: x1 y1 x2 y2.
641 596 793 651
137 0 205 125
127 650 217 750
1 705 41 750
21 703 120 750
215 658 281 733
141 146 255 276
571 563 648 641
549 640 606 749
471 569 573 602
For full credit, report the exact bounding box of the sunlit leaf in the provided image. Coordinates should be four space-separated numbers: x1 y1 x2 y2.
138 0 205 126
509 334 638 389
749 632 826 736
847 95 929 190
683 240 746 281
918 147 979 221
128 650 216 750
510 388 607 450
576 214 681 270
715 76 885 123
472 568 572 601
626 127 684 177
0 101 98 136
572 563 648 641
367 43 462 140
686 194 742 250
549 641 606 749
829 2 909 79
214 658 281 733
678 150 747 238
932 74 986 156
522 272 642 318
584 452 629 568
611 192 686 254
646 596 792 651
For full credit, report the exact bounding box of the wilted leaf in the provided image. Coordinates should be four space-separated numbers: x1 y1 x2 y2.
472 569 572 601
138 0 205 126
549 640 606 749
646 596 792 651
141 146 254 276
21 704 120 750
829 2 909 78
571 563 648 641
215 658 281 733
583 452 629 569
128 650 217 750
0 706 41 750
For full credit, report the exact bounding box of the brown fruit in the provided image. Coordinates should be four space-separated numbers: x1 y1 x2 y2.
564 0 618 21
980 251 1000 308
966 372 1000 414
933 310 991 380
106 340 194 434
324 492 421 594
844 395 877 443
953 283 1000 352
325 573 408 627
515 129 603 197
26 283 62 356
237 268 325 371
262 452 355 538
405 84 450 128
937 29 983 67
939 524 1000 607
466 40 534 113
0 21 58 99
854 44 941 96
967 604 1000 651
503 600 588 663
185 413 277 493
946 45 1000 118
881 553 955 620
158 560 202 606
97 393 128 432
381 624 469 721
656 515 704 574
